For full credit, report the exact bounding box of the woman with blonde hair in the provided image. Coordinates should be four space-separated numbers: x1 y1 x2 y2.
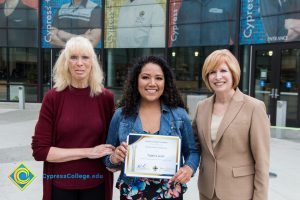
193 49 270 200
32 36 114 200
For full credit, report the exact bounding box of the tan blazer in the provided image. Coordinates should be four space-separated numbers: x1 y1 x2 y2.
193 89 270 200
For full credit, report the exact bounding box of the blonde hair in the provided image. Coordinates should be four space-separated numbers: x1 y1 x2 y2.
53 36 104 96
202 49 240 91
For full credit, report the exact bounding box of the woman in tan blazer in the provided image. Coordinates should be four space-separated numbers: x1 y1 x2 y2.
193 49 270 200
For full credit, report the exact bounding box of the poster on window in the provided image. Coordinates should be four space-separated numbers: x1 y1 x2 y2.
240 0 300 44
0 0 38 47
169 0 237 47
104 0 166 48
41 0 102 48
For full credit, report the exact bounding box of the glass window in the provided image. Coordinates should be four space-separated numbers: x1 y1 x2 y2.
0 0 38 47
240 46 250 94
41 0 103 48
8 48 38 102
280 49 300 123
0 47 7 81
104 0 166 48
169 47 202 91
8 48 37 83
240 0 300 44
168 46 229 92
0 47 7 100
0 84 7 100
41 48 52 95
105 48 164 101
169 0 237 47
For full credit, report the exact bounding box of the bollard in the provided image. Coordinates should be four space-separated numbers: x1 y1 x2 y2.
276 100 287 127
18 86 25 110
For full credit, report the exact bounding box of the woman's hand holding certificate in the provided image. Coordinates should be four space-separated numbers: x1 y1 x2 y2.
110 142 128 165
168 164 193 184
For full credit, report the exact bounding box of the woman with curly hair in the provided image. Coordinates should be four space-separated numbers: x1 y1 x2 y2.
104 56 199 200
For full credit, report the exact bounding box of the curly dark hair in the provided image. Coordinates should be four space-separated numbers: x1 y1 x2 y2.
118 56 186 117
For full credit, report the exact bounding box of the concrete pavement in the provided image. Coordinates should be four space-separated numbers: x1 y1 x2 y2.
0 103 300 200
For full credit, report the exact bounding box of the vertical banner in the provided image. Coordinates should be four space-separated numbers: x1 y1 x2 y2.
239 0 269 44
169 0 237 47
240 0 300 44
0 0 38 47
168 0 182 47
104 0 166 48
41 0 102 48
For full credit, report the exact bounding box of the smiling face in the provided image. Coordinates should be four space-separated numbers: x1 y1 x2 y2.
68 51 92 87
208 62 234 95
138 63 165 104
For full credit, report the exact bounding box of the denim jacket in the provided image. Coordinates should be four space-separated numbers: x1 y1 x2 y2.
103 103 200 186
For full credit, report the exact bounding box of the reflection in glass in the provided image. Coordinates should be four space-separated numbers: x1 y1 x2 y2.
8 48 37 84
42 48 52 95
104 0 166 48
241 0 300 44
169 46 228 92
7 48 38 102
41 0 102 48
106 48 164 88
254 50 272 114
105 48 164 103
280 49 299 122
0 48 7 81
169 47 200 91
0 0 38 47
169 0 237 47
0 47 7 100
260 0 300 43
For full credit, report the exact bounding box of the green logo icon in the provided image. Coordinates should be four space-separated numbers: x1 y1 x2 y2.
8 162 36 190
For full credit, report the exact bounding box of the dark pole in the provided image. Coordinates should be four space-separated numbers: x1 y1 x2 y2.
37 0 43 102
165 0 170 61
101 0 105 78
234 0 241 59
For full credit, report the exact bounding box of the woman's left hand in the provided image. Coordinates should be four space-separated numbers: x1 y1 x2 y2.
88 144 115 159
169 165 193 184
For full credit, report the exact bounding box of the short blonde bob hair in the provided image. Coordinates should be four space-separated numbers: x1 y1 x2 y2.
53 36 104 96
202 49 240 91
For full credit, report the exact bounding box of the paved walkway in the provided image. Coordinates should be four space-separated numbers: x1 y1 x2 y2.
0 103 300 199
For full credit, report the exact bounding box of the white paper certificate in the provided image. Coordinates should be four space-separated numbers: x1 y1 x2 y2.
125 133 181 179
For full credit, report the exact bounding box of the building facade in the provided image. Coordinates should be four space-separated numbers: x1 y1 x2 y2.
0 0 300 127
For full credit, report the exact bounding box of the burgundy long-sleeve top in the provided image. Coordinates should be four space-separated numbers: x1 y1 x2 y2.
32 87 114 200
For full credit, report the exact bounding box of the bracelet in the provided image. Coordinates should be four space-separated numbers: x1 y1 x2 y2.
109 154 121 166
109 154 114 164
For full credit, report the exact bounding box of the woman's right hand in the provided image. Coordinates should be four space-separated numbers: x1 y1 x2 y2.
88 144 115 159
110 142 128 164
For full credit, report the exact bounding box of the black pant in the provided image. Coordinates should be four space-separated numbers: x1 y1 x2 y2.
52 184 105 200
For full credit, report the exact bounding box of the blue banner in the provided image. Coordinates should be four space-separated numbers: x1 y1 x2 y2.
41 0 102 48
240 0 300 44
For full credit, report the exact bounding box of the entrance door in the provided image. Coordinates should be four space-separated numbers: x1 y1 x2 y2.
252 44 300 127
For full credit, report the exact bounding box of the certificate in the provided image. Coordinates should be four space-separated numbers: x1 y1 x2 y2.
124 133 181 179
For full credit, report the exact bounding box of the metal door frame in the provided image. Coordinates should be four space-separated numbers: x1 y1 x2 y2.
250 43 300 127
